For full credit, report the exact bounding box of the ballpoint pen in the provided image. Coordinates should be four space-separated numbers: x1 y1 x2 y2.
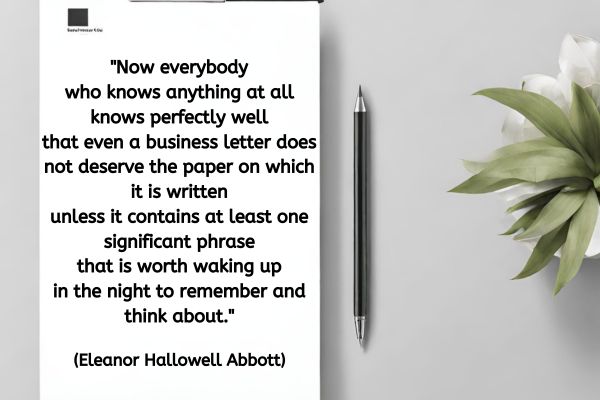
354 86 367 346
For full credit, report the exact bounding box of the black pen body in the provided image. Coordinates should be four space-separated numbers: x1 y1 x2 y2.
354 108 368 318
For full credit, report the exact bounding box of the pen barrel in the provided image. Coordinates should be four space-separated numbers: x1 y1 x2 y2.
354 110 368 318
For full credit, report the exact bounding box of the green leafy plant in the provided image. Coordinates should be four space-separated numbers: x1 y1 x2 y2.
451 83 600 294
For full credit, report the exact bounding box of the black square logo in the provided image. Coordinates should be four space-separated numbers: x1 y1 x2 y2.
68 9 88 27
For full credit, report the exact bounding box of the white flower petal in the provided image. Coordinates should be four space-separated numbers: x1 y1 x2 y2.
522 74 569 111
586 213 600 258
556 72 573 104
501 111 545 143
501 110 527 143
559 33 600 87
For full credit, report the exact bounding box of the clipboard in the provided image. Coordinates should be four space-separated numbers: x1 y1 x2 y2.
40 0 322 399
130 0 324 3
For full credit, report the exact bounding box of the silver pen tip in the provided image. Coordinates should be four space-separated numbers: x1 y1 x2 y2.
355 87 366 112
354 316 365 346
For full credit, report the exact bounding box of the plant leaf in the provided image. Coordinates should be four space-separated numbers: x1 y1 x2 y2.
462 159 487 174
554 188 599 294
491 137 563 159
512 223 569 280
570 82 600 173
562 177 593 192
594 174 600 190
462 138 564 174
506 187 562 213
449 177 524 194
481 148 592 181
515 190 587 240
453 148 593 195
502 207 542 236
476 88 594 168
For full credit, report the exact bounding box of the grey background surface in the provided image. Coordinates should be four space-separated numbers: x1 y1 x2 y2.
4 0 600 399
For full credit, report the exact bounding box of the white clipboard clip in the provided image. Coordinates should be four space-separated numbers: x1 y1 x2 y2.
130 0 324 3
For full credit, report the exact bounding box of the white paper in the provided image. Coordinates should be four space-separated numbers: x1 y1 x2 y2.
40 1 320 399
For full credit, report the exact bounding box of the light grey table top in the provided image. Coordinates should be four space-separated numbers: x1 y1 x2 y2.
4 0 600 399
